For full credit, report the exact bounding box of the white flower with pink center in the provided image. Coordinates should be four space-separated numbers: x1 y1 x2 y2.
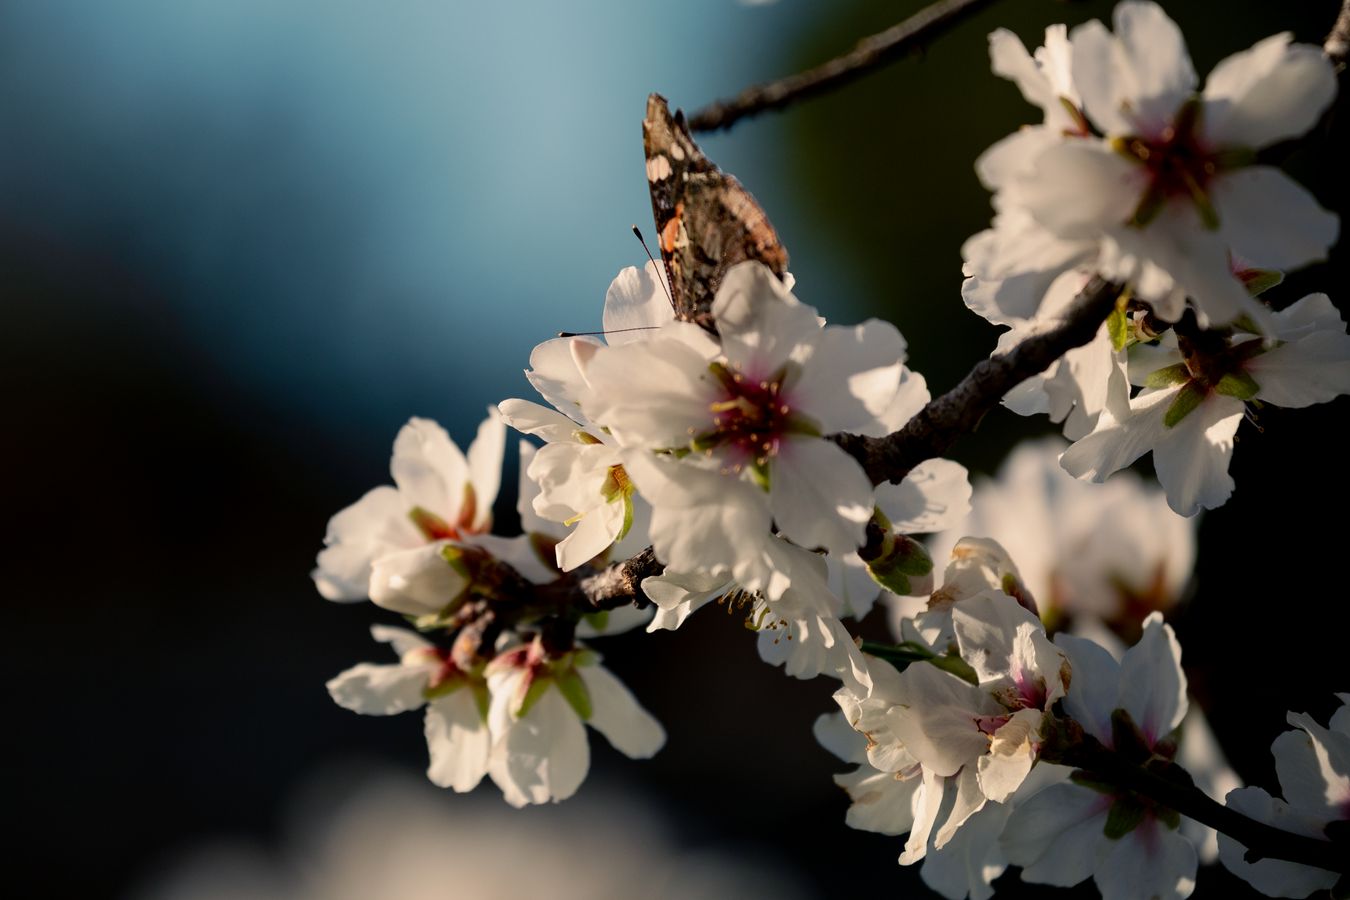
579 260 906 598
312 412 506 617
1003 1 1337 330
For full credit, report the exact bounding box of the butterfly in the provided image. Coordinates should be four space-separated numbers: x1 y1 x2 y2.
642 93 790 331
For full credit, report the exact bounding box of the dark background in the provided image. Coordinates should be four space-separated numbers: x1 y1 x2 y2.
5 1 1346 897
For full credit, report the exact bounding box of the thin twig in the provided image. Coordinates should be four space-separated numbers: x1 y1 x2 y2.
688 0 1002 132
832 277 1124 485
1327 0 1350 67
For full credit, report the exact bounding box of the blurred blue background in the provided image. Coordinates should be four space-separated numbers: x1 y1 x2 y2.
4 1 1346 897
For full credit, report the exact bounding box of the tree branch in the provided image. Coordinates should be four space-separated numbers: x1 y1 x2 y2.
688 0 1002 133
1057 732 1348 875
578 546 661 610
832 277 1124 485
1327 0 1350 67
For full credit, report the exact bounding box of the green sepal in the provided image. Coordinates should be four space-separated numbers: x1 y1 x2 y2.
1069 771 1119 795
515 674 552 719
1183 170 1220 230
1145 364 1192 389
582 610 609 633
1163 381 1209 428
929 653 980 686
1211 146 1256 171
572 648 599 668
1108 304 1131 352
783 417 822 438
439 544 472 580
1214 370 1260 400
471 681 490 721
423 677 466 701
749 456 771 492
1239 267 1283 297
1103 794 1148 840
1059 96 1090 135
555 667 592 720
1128 184 1167 229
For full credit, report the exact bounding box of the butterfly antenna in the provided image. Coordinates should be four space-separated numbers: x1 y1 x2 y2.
557 325 661 338
632 224 673 305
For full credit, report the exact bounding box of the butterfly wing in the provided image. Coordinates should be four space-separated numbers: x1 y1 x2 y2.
643 93 789 331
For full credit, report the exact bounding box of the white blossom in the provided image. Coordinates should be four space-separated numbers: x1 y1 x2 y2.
327 626 491 793
1061 294 1350 515
1219 695 1349 898
1003 614 1197 900
313 412 505 615
578 261 905 598
485 637 664 807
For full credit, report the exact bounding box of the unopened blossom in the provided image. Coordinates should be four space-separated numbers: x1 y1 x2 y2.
327 626 491 793
485 636 664 807
581 261 906 599
1006 1 1337 330
1219 695 1349 898
923 437 1194 636
498 263 667 572
313 412 505 616
1002 614 1197 900
1062 293 1350 515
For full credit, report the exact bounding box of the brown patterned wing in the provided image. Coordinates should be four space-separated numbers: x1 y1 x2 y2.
642 93 789 331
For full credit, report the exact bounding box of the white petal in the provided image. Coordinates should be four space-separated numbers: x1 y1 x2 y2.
875 459 972 534
1002 782 1107 886
368 543 467 617
602 261 674 342
327 663 427 716
370 624 432 658
1202 34 1337 150
791 319 907 432
524 336 596 424
712 261 821 376
1219 786 1339 897
1059 387 1173 484
577 663 665 759
513 441 556 537
836 765 920 835
1119 613 1188 746
1152 393 1244 516
891 662 1002 777
1248 329 1350 410
424 691 490 792
579 336 717 448
989 28 1053 113
1097 819 1196 900
814 711 869 765
872 367 932 435
770 438 872 556
922 796 1011 900
554 500 624 572
1213 167 1339 271
497 398 581 444
1278 715 1350 819
1074 3 1196 138
314 486 420 601
900 768 947 866
487 687 589 807
935 765 988 849
1055 632 1122 745
1015 142 1141 239
390 418 468 523
465 407 506 531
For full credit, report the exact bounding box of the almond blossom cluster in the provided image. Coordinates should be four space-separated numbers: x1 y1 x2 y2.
964 1 1350 515
311 2 1350 897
